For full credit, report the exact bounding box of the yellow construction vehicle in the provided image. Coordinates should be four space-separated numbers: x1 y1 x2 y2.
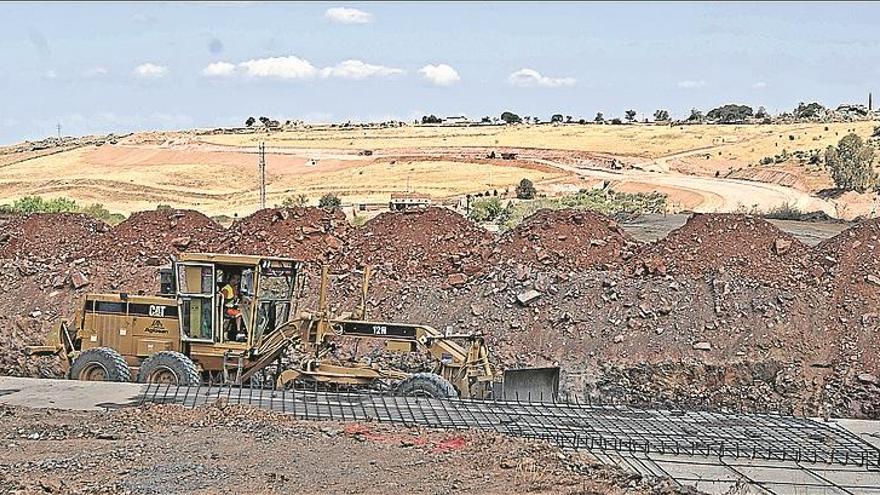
29 253 537 399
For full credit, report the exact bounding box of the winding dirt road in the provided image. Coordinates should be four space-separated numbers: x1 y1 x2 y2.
533 159 836 214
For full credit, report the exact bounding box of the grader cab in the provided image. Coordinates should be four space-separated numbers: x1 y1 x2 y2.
30 253 554 400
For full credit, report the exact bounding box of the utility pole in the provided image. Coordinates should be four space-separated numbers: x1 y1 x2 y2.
56 122 61 138
258 141 266 209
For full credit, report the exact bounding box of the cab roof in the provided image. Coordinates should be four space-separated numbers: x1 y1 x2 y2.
176 252 300 266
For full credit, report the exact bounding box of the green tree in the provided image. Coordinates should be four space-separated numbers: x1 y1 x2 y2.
551 114 564 123
500 111 521 124
515 178 537 199
825 133 877 192
318 193 342 208
706 104 753 123
687 108 704 122
245 116 256 127
421 115 441 124
794 102 826 119
653 109 670 122
625 110 637 122
594 112 605 123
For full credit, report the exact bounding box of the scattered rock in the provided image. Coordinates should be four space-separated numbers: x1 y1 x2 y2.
516 289 542 306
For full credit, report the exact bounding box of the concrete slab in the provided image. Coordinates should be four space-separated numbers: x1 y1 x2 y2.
0 376 147 410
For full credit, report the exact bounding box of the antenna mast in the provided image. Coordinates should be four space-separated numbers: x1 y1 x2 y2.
258 141 267 209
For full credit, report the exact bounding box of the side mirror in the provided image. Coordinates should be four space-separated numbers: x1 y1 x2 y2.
241 269 255 296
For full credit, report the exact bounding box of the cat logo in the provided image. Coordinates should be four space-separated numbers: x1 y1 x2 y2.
145 319 168 334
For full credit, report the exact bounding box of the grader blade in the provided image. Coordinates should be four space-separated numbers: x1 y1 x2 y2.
501 367 560 402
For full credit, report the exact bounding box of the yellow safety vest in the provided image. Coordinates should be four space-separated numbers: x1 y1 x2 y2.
220 284 236 308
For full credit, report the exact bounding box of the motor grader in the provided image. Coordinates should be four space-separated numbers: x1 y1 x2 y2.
30 253 556 399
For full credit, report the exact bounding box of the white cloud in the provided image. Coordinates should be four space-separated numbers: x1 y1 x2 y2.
752 81 767 89
418 64 460 86
83 67 108 78
677 80 707 89
508 68 575 88
238 56 318 79
133 63 168 78
325 7 374 24
319 59 403 79
44 70 58 79
202 61 236 77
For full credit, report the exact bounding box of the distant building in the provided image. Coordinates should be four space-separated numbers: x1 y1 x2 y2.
442 116 470 125
389 192 431 210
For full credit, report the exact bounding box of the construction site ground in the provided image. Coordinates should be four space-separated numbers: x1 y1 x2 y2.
0 377 695 495
1 377 878 495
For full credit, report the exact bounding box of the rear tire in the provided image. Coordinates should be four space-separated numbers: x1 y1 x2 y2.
396 373 458 398
69 347 132 382
137 351 200 386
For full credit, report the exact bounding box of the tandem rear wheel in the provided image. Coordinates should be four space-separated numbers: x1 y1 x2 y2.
137 351 201 386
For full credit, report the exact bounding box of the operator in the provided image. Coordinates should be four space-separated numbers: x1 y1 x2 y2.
219 272 244 341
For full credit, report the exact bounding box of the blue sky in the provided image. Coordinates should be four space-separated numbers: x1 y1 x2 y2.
0 1 878 144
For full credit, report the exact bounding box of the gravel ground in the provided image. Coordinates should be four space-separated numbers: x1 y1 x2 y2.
0 403 695 495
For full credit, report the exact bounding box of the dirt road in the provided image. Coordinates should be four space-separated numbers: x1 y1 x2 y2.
533 158 837 215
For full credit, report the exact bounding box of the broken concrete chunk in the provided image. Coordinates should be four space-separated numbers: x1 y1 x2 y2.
773 238 792 255
70 271 89 289
857 373 877 385
692 341 711 351
516 289 542 306
446 273 467 287
866 275 880 287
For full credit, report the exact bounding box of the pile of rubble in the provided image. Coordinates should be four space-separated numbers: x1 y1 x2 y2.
1 206 878 418
632 214 812 287
342 207 494 283
217 207 350 261
0 213 106 261
816 218 880 372
92 209 225 262
496 209 635 271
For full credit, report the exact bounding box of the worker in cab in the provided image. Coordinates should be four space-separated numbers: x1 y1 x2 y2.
219 272 245 342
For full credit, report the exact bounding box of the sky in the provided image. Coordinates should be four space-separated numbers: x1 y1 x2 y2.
0 1 878 144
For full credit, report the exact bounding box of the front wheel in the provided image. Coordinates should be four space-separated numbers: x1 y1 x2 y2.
69 347 132 382
396 373 459 398
136 351 201 386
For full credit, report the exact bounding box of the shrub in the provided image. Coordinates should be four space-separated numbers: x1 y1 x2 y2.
282 194 309 207
318 193 342 209
764 203 804 220
468 197 504 222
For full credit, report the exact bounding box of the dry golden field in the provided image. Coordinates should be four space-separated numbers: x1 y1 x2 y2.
1 121 877 218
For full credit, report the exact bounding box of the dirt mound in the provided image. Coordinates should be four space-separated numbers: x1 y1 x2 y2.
818 217 880 290
497 209 635 270
93 209 225 261
816 218 880 371
218 207 350 261
634 214 811 286
0 213 107 261
343 207 494 281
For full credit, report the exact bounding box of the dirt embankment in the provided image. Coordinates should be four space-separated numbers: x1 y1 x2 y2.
1 207 878 418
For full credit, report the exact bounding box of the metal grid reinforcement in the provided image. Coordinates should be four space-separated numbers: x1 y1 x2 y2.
139 383 880 470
